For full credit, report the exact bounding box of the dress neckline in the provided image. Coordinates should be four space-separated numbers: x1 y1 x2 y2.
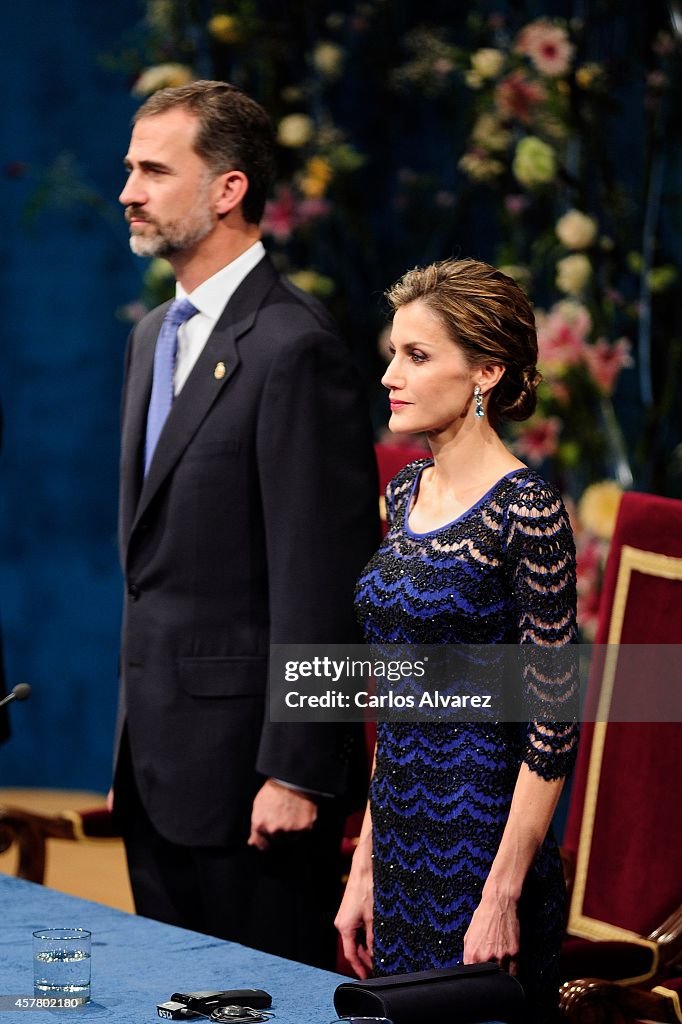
404 462 525 538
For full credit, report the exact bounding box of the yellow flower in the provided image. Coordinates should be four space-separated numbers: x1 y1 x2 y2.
144 258 174 288
464 70 484 90
556 253 592 295
556 209 598 250
458 151 505 181
578 481 623 540
512 136 557 187
647 265 678 292
470 48 505 79
146 0 174 33
299 156 333 198
287 270 335 297
471 113 510 153
576 62 603 89
207 14 241 44
277 113 314 148
132 63 195 97
497 264 531 289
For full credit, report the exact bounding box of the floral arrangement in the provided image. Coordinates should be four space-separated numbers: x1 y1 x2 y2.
113 3 682 636
451 11 682 635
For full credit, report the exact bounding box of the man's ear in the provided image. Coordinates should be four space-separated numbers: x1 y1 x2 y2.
214 170 249 216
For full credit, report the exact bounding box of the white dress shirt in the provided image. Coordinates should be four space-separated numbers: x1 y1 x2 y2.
173 240 266 395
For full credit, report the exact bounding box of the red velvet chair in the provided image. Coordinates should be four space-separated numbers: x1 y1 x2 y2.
374 440 429 535
558 492 682 1023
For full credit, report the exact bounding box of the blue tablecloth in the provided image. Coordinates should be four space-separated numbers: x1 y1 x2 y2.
0 875 344 1023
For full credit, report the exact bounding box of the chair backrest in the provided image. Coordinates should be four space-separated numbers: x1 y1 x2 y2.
563 492 682 943
375 441 429 535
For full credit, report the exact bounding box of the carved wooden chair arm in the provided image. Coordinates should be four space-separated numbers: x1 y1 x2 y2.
650 903 682 975
560 977 682 1024
0 805 87 884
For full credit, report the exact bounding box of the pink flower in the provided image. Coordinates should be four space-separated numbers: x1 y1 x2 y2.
298 197 331 224
536 301 592 373
583 337 633 395
118 301 148 324
504 194 528 216
261 185 329 242
575 534 605 639
495 71 546 124
515 19 574 77
647 70 668 91
261 185 298 241
514 416 561 464
576 535 602 584
547 379 571 405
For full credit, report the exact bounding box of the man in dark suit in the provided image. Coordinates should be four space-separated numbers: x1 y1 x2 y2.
112 81 379 968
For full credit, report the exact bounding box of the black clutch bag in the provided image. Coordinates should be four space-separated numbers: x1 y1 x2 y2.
333 963 526 1024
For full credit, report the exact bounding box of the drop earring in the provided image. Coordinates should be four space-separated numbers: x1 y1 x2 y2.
474 383 485 419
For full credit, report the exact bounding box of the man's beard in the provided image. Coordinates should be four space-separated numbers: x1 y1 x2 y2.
126 188 215 258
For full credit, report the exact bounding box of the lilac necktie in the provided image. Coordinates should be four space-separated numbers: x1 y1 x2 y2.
144 297 198 475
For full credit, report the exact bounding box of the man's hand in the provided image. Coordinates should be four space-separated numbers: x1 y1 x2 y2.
248 778 318 851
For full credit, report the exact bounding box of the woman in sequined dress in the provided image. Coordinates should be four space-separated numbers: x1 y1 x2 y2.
335 259 578 1024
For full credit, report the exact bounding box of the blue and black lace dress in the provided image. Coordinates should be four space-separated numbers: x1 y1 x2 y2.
355 460 579 1024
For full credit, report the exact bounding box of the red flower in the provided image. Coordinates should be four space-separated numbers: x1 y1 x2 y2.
495 71 546 124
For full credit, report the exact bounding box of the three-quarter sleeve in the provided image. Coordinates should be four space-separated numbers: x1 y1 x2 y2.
504 478 580 780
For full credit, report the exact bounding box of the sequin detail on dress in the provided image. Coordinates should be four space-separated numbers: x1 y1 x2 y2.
355 460 578 1024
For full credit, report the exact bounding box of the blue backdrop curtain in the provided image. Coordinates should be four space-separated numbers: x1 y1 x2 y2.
0 0 142 789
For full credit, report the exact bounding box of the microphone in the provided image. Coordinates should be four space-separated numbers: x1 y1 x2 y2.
0 683 32 710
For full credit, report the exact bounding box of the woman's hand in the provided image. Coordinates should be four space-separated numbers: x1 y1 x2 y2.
335 838 374 979
463 888 520 976
462 763 566 976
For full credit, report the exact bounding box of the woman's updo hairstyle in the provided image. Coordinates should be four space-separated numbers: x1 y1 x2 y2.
385 258 542 427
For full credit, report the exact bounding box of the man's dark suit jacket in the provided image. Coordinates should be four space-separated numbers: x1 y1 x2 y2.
116 255 379 848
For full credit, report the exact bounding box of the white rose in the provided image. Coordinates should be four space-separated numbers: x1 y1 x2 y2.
556 254 592 295
471 48 505 79
556 210 598 250
313 41 344 78
277 113 314 148
132 63 194 97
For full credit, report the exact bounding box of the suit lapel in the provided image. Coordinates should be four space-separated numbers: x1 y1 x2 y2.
127 256 279 542
119 304 167 545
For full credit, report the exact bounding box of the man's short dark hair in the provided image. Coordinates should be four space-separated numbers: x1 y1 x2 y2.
134 80 275 224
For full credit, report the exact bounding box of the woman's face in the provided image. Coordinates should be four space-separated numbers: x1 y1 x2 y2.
382 300 478 438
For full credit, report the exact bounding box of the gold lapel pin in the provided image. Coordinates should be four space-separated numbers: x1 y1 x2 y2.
214 361 227 380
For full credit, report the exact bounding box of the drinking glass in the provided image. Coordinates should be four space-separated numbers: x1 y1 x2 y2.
32 927 91 1003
